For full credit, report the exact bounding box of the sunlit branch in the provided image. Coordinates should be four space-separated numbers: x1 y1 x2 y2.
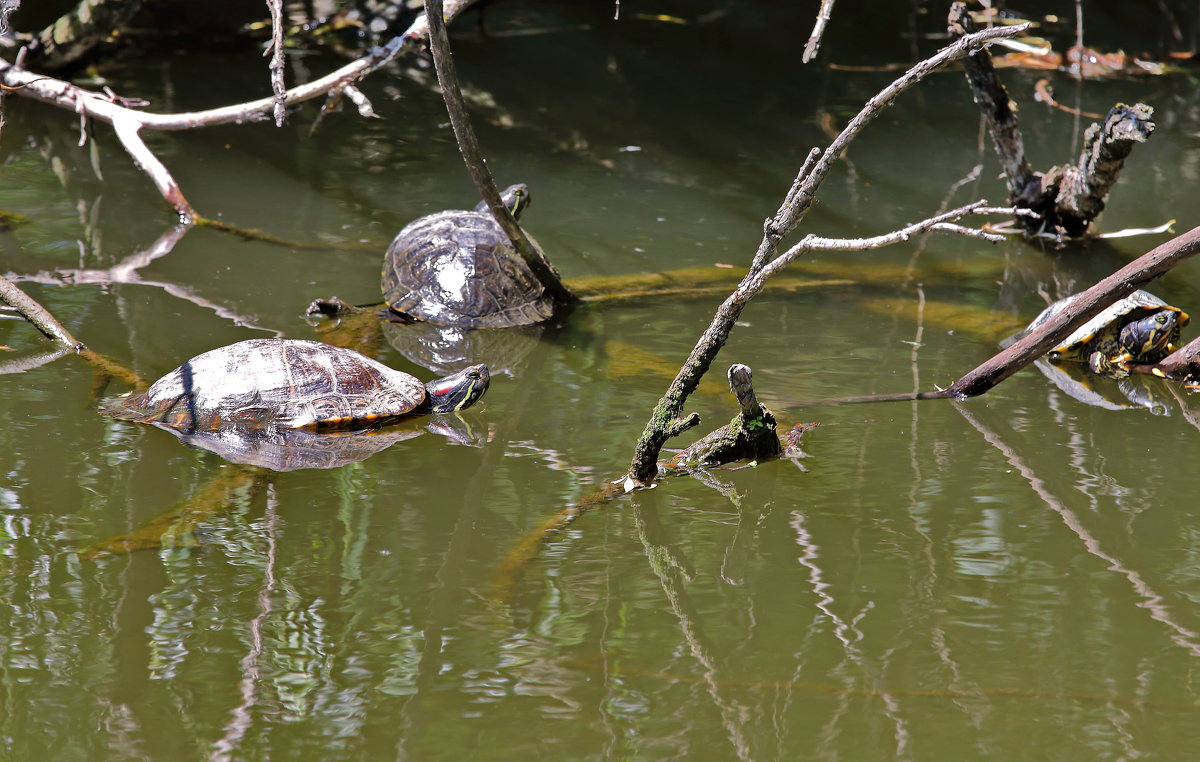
623 22 1031 489
0 270 83 349
0 0 480 217
264 0 287 127
802 0 837 63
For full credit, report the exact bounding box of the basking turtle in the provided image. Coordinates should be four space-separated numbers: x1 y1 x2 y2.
1024 290 1188 378
382 183 555 328
101 338 489 432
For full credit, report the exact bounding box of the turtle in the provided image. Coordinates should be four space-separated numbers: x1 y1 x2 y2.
381 183 555 328
100 338 489 432
1025 290 1188 378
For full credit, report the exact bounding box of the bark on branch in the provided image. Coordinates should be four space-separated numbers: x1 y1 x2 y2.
948 2 1154 238
0 1 480 218
423 0 574 305
0 271 83 349
622 23 1032 489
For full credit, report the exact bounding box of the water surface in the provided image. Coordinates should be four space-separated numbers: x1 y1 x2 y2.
3 2 1200 759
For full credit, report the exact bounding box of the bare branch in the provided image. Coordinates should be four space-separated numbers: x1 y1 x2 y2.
623 23 1033 489
776 22 1030 239
0 271 83 349
945 224 1200 398
264 0 287 126
110 113 196 220
802 0 836 63
0 1 480 214
423 0 574 305
624 203 1012 489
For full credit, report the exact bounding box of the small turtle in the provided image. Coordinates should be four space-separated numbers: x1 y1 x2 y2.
382 184 554 328
100 338 489 432
1025 290 1188 378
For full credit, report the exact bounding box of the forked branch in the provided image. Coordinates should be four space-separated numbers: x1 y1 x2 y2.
0 0 481 218
623 22 1031 489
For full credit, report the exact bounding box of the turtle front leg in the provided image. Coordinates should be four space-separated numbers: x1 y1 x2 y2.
1088 350 1132 378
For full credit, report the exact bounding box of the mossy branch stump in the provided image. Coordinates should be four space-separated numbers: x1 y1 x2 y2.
667 364 782 471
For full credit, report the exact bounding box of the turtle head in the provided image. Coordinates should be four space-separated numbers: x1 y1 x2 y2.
1119 308 1182 361
500 183 531 219
424 364 490 413
474 184 531 219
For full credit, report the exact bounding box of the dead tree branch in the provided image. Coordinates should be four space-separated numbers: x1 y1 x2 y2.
623 23 1030 488
265 0 287 126
0 0 480 218
0 271 83 349
803 0 837 63
948 3 1154 238
423 0 574 305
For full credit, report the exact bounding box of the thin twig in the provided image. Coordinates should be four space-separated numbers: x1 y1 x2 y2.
802 0 837 63
265 0 287 126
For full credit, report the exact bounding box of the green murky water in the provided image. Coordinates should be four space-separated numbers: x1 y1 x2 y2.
4 2 1200 759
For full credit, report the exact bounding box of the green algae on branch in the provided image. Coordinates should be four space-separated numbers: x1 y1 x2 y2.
666 364 782 471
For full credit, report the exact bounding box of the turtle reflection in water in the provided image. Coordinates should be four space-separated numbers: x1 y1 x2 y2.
1024 289 1188 378
160 416 483 471
382 183 554 328
101 338 490 432
381 319 543 377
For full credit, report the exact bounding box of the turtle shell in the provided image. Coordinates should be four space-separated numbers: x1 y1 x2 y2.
101 338 429 431
382 208 554 328
1027 290 1188 362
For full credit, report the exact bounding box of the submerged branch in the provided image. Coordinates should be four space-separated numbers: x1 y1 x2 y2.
423 0 574 305
27 0 146 71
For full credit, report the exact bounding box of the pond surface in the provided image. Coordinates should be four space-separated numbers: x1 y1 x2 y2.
4 2 1200 759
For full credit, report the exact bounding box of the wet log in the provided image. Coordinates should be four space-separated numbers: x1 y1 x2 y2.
948 2 1154 238
1151 336 1200 384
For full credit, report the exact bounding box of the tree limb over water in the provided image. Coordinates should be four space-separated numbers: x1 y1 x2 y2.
423 0 575 305
622 22 1034 489
944 224 1200 398
0 0 481 219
